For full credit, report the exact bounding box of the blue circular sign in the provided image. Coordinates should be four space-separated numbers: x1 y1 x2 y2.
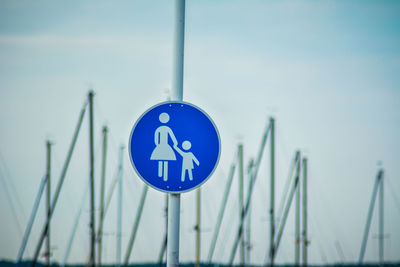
129 101 221 193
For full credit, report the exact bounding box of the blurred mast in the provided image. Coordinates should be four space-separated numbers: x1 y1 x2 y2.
98 126 108 266
272 151 300 260
195 188 201 267
295 151 301 267
88 91 96 267
246 159 255 265
358 169 383 264
269 117 275 267
228 121 272 267
31 98 88 267
302 158 308 267
238 143 245 267
158 195 168 267
124 184 149 266
16 175 47 267
45 141 52 267
117 146 124 267
62 183 89 267
207 160 236 263
379 170 384 267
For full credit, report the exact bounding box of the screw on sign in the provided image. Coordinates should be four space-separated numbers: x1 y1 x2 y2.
129 101 220 193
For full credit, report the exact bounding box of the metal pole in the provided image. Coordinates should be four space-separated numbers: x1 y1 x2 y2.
269 117 275 267
117 146 124 267
16 176 47 267
379 169 384 267
168 1 185 267
273 151 300 259
358 169 382 264
295 152 301 267
98 126 108 266
88 91 96 267
207 162 236 263
195 188 201 267
32 100 88 267
167 194 180 267
123 185 149 266
238 143 245 267
171 0 185 101
302 158 308 267
62 184 89 267
46 141 52 267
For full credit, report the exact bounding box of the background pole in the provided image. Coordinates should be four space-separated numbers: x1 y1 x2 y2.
269 117 275 267
98 126 108 266
238 143 245 267
31 100 88 267
379 169 384 267
116 146 124 267
88 91 96 267
195 188 201 267
45 141 52 267
302 158 308 267
295 151 301 267
207 161 236 263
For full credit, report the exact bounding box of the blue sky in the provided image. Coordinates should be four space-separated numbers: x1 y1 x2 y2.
1 0 400 265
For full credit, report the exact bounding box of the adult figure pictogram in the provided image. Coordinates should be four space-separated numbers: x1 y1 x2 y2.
150 112 178 181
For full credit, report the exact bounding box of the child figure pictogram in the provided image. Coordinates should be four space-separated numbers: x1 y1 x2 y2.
174 141 200 182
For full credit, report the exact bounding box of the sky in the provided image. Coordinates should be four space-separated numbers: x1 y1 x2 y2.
0 0 400 265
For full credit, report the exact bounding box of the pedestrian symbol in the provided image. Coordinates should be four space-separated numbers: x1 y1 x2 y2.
129 102 220 193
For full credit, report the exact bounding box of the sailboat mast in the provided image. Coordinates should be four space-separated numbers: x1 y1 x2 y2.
45 141 52 267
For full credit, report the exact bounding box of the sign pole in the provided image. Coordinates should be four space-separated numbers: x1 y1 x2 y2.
168 1 185 267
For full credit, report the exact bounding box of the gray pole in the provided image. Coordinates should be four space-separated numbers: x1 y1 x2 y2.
45 141 52 267
16 176 47 267
98 126 108 267
238 143 245 267
302 158 308 267
88 91 96 267
358 169 383 264
207 162 236 263
117 146 124 267
195 188 201 267
123 185 149 266
295 151 301 267
269 117 275 267
379 169 384 267
168 1 185 267
32 100 88 267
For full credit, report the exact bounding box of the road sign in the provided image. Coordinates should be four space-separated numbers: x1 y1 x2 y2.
129 101 220 193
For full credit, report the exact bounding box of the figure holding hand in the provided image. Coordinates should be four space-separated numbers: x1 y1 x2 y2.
174 141 200 182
